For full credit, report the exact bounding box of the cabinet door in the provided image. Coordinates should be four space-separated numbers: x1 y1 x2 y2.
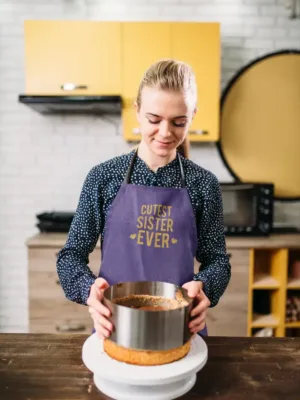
24 21 121 95
205 249 250 336
28 246 101 333
171 23 220 142
122 22 171 141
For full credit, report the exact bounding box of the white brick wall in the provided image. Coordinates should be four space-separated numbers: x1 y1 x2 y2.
0 0 300 332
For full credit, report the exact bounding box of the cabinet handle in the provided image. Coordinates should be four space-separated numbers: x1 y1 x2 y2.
228 253 232 259
132 127 141 135
56 279 61 285
61 83 88 91
56 323 86 333
188 130 208 135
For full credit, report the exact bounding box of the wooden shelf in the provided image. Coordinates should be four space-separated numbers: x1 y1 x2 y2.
248 248 288 337
287 278 300 289
243 246 299 337
251 314 279 328
252 274 280 289
285 321 300 328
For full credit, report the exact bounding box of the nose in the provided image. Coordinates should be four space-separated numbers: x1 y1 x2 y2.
158 121 171 138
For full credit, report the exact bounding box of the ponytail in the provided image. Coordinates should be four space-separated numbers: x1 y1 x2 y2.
177 136 190 158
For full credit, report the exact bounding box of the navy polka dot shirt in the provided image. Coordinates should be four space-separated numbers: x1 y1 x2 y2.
57 150 231 308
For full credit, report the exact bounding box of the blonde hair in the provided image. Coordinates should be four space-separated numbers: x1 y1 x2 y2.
136 59 197 159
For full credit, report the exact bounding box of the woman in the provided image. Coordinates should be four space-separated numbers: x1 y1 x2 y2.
57 59 231 339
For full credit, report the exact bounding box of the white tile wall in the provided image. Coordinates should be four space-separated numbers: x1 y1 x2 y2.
0 0 300 332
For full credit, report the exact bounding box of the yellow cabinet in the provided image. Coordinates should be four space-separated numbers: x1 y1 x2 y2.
24 21 121 95
171 23 221 142
121 22 171 141
121 22 220 142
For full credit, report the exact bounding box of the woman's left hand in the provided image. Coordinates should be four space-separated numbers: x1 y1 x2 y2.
182 281 211 333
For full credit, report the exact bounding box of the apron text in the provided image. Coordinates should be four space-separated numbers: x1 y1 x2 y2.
130 204 178 249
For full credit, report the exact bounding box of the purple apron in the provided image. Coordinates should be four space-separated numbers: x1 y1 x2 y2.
98 150 207 336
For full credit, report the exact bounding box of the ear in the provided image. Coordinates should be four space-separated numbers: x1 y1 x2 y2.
192 107 198 119
134 100 140 122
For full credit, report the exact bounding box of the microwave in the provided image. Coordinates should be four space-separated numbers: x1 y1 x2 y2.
219 183 274 236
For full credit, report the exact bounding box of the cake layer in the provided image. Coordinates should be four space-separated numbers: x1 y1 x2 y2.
104 339 191 366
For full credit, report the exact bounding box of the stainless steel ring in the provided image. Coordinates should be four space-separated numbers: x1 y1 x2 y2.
103 281 194 351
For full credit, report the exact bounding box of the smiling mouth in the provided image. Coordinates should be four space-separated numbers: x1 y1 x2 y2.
155 140 173 145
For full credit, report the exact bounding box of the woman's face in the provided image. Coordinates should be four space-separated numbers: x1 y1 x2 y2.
136 86 196 157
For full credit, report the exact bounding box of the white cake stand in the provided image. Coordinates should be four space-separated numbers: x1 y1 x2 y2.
82 333 208 400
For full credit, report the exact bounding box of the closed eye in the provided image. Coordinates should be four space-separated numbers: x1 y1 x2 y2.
148 119 186 128
173 122 186 127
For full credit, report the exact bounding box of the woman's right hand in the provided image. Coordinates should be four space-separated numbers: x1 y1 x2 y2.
87 277 113 339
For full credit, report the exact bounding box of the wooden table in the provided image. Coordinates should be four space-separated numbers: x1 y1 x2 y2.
0 334 299 400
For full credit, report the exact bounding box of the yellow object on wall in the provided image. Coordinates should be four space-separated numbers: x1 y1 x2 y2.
219 52 300 199
24 21 122 95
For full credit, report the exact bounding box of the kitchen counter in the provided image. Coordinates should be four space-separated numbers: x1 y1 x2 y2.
0 334 299 400
26 232 300 249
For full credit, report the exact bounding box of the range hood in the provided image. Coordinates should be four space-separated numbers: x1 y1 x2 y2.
18 95 122 115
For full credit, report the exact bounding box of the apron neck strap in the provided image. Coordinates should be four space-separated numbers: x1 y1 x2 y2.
124 149 186 188
178 152 186 188
124 150 138 184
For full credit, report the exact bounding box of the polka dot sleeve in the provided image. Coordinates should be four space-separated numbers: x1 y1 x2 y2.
56 166 102 305
193 173 231 307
